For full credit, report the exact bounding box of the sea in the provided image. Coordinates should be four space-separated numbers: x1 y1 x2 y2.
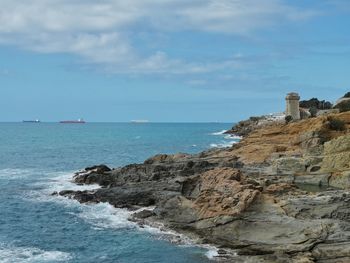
0 122 240 263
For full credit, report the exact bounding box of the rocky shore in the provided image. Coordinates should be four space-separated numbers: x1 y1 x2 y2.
58 109 350 262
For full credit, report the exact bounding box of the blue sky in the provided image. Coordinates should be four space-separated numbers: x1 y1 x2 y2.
0 0 349 122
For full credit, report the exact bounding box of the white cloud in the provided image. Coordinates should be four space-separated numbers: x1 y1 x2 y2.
0 0 319 74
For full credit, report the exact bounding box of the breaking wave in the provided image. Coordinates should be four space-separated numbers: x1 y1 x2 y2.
0 244 72 263
210 129 227 135
210 140 238 148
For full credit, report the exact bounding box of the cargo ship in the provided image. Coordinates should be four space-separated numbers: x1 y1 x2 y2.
59 118 85 124
23 119 40 123
130 120 149 123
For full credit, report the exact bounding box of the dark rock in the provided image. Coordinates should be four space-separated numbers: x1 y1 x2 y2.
85 164 111 173
217 249 227 255
300 98 333 110
132 209 156 219
310 166 321 172
58 190 77 196
73 164 113 186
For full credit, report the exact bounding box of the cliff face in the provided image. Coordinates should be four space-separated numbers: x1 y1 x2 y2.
59 112 350 262
232 113 347 164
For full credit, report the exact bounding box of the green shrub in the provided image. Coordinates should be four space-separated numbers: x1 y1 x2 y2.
285 115 293 123
328 118 346 131
309 106 318 118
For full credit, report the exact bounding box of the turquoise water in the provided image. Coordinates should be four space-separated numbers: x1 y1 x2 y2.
0 123 236 263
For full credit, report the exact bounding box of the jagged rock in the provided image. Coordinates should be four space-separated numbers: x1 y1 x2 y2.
73 164 113 186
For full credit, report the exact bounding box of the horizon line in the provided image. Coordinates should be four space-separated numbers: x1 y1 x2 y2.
0 121 234 124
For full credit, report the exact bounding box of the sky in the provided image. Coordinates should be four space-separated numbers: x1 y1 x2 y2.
0 0 349 122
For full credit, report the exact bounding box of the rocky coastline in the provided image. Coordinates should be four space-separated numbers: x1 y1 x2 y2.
58 99 350 262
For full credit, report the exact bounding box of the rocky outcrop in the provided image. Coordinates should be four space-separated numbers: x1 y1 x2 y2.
299 98 333 110
224 116 265 137
320 134 350 189
60 111 350 262
224 115 284 138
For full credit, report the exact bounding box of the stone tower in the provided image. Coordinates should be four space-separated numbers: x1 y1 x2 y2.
286 92 300 120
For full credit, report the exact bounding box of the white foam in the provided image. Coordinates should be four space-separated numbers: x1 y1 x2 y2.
44 172 100 193
224 134 242 140
204 246 219 259
77 202 136 230
25 173 139 233
210 130 227 135
210 129 241 149
210 140 238 148
22 171 226 260
25 171 101 204
0 244 72 263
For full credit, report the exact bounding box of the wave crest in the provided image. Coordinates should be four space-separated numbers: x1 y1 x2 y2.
210 129 227 135
0 244 72 263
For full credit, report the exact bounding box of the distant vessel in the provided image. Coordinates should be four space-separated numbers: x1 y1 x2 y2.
130 120 149 123
23 119 40 123
60 118 86 124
